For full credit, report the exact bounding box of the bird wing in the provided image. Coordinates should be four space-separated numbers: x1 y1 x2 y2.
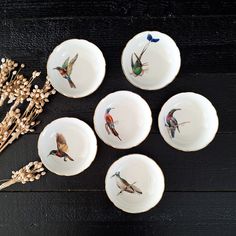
172 117 180 132
131 54 134 68
66 154 74 161
62 57 70 69
124 187 135 193
67 53 78 76
109 125 118 134
169 120 176 138
131 184 142 194
56 133 68 153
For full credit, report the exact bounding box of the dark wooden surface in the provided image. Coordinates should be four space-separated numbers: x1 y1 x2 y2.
0 1 236 235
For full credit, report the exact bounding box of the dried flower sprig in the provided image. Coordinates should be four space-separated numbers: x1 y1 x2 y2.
0 58 25 106
0 161 46 190
0 57 56 153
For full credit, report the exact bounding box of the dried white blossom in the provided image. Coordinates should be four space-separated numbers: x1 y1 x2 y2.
0 58 56 153
0 161 46 190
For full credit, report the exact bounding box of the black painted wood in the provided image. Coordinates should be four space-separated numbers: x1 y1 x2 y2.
3 0 236 18
1 16 236 73
0 133 235 192
1 192 236 236
0 0 236 235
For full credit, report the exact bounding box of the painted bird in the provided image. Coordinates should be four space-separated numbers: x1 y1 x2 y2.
104 107 122 141
54 53 78 88
165 109 181 138
131 33 159 76
48 133 74 161
111 172 142 195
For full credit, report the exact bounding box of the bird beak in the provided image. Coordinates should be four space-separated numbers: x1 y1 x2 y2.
111 174 116 178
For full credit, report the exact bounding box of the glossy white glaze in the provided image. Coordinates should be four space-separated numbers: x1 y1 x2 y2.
158 92 219 151
38 117 97 176
47 39 106 98
105 154 165 213
94 91 152 149
121 31 181 90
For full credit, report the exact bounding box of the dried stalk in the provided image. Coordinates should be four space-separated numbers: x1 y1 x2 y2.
0 161 46 190
0 57 56 153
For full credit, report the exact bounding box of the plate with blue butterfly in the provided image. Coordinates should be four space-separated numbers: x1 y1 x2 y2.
121 31 181 90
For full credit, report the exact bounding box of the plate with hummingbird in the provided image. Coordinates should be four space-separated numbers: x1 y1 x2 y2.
94 91 152 149
47 39 106 98
158 92 219 152
121 31 181 90
105 154 165 214
38 117 97 176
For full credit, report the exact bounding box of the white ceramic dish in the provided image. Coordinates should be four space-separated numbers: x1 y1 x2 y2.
105 154 165 214
121 31 181 90
47 39 106 98
38 117 97 176
158 92 219 152
93 91 152 149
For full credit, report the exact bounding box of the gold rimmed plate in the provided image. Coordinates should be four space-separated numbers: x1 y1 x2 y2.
47 39 106 98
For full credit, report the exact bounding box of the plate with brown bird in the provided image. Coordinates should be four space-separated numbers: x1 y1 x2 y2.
38 117 97 176
47 39 106 98
105 154 165 214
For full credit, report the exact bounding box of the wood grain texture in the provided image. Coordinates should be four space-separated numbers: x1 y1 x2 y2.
2 0 236 18
0 0 236 235
0 16 236 76
1 192 236 236
0 16 236 73
0 133 235 191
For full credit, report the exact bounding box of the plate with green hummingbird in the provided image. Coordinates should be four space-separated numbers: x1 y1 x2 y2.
38 117 97 176
47 39 106 98
105 154 165 214
121 31 181 90
93 91 152 149
158 92 219 152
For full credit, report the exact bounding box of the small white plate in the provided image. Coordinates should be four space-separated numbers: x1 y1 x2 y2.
38 117 97 176
47 39 106 98
158 92 219 152
105 154 165 214
121 31 181 90
93 91 152 149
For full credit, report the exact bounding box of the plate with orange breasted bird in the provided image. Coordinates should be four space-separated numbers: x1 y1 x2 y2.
94 91 152 149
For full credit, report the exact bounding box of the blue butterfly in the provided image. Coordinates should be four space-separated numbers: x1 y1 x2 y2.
147 33 160 43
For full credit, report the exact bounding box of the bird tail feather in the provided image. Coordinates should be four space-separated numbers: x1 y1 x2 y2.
67 155 74 161
68 79 76 88
111 127 122 141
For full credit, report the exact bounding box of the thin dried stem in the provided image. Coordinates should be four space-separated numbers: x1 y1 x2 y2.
0 161 46 190
0 58 56 153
